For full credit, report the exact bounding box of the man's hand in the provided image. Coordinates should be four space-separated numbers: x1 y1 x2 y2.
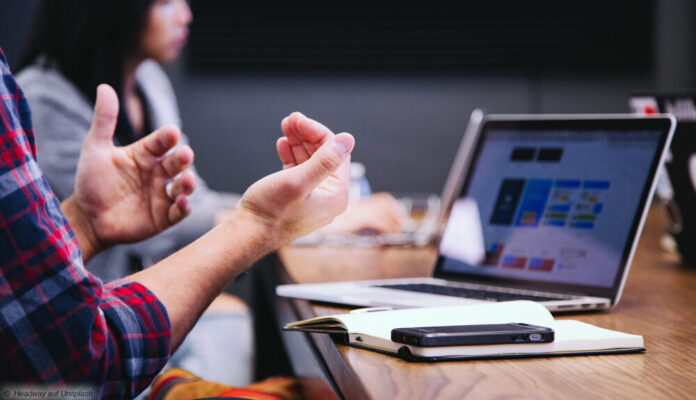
234 112 355 249
131 112 354 346
277 113 405 235
62 84 196 262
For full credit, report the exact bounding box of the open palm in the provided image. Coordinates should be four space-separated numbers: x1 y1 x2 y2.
74 84 196 247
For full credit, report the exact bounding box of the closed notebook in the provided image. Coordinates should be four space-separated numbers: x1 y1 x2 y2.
283 301 645 361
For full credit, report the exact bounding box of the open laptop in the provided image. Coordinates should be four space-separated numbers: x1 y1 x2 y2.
277 114 675 312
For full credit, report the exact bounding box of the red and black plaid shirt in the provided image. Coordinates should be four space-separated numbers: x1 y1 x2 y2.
0 49 171 398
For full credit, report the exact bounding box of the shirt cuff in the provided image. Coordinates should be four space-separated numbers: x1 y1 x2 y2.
100 279 171 397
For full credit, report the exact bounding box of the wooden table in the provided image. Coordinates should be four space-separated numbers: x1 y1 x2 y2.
274 206 696 399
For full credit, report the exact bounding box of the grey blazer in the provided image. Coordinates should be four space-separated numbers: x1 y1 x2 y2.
17 60 239 280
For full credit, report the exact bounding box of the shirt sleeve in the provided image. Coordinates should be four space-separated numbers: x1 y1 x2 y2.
0 52 171 398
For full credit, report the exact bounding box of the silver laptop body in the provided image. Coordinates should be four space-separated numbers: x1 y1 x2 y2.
278 114 675 312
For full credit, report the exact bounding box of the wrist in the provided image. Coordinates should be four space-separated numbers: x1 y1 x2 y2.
61 195 105 262
225 207 283 255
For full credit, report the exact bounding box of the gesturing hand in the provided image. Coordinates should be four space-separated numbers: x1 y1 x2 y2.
235 112 355 248
278 114 405 235
66 84 196 259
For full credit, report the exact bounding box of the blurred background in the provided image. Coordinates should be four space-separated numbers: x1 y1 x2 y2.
1 0 694 195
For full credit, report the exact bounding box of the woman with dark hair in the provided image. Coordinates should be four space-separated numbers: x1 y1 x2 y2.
17 0 225 279
18 0 174 147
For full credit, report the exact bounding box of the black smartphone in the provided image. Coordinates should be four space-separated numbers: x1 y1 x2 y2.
391 323 554 347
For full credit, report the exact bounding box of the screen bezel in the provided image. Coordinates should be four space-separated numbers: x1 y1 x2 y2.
432 115 674 300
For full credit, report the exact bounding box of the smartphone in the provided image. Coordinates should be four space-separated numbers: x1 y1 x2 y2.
391 323 554 347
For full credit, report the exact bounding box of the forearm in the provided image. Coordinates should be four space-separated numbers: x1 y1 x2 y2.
129 209 276 348
61 195 104 263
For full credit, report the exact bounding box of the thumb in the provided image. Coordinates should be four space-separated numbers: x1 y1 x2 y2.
294 132 355 191
85 84 119 147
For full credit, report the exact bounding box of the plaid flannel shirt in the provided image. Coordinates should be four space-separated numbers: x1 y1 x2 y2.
0 49 171 398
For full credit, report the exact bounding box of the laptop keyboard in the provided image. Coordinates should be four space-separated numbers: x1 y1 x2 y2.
377 283 570 302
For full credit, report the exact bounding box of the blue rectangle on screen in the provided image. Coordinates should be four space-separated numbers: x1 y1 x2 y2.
594 203 603 214
547 220 566 227
583 180 610 190
528 258 543 268
502 256 516 266
550 204 571 213
554 180 581 189
574 222 595 229
514 179 552 227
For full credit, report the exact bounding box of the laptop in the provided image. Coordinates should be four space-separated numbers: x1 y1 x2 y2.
277 114 675 312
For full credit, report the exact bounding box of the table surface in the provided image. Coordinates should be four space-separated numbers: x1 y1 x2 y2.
277 205 696 399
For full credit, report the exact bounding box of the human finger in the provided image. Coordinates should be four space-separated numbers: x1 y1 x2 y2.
281 112 307 164
283 112 333 165
276 137 297 169
286 115 312 165
167 170 196 199
295 114 333 160
135 125 182 158
292 133 354 194
290 143 311 165
84 84 119 147
168 194 192 225
281 112 304 146
282 114 311 165
161 145 194 178
296 115 333 146
280 115 293 142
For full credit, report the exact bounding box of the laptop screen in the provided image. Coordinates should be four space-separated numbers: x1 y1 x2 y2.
434 117 673 298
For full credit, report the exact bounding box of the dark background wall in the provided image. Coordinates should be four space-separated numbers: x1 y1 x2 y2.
1 1 694 195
